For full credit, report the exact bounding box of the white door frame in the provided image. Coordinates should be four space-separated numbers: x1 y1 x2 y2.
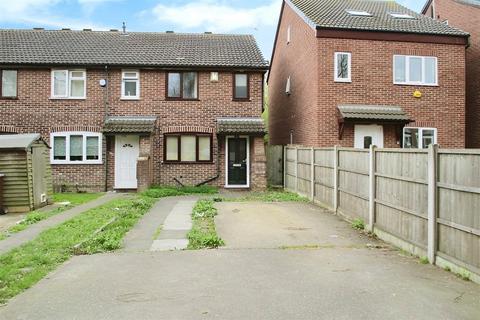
114 135 140 189
225 135 250 188
354 124 384 148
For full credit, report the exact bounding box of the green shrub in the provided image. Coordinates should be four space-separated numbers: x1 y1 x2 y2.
351 218 365 230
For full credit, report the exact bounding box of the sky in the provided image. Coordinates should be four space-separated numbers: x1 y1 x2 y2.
0 0 425 60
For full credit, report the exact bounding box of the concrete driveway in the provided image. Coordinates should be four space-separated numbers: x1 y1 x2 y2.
0 200 479 319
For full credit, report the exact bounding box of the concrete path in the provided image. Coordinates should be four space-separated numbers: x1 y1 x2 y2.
0 192 123 255
122 196 197 252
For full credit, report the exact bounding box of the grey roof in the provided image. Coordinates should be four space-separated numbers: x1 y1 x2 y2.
103 116 157 133
0 30 268 69
289 0 469 36
338 105 411 121
0 134 47 149
217 118 266 134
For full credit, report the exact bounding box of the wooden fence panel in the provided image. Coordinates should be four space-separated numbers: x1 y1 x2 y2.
337 149 369 221
437 151 480 272
266 145 284 187
313 148 334 208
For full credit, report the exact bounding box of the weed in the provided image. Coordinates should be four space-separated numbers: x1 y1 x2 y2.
187 199 224 249
224 190 309 202
444 266 451 272
351 218 365 230
456 270 471 281
142 186 217 199
419 257 429 264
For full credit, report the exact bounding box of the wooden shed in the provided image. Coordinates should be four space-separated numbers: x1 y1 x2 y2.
0 134 53 213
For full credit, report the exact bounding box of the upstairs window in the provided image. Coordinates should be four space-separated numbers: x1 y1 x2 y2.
346 10 372 16
233 73 249 100
334 52 351 82
1 70 17 98
121 70 140 99
51 132 102 164
389 13 415 19
51 70 86 99
394 55 437 86
167 72 198 100
403 127 437 149
287 25 291 44
164 133 212 162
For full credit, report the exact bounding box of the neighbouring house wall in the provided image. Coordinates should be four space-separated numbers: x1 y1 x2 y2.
268 1 319 146
316 38 466 148
426 0 480 148
0 68 265 191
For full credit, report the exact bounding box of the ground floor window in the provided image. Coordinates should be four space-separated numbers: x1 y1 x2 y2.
50 132 102 164
403 127 437 149
164 134 212 163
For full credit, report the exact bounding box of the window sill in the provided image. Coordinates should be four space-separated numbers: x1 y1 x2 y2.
0 97 18 100
163 161 214 165
166 98 200 102
49 97 87 100
51 160 103 165
120 97 141 101
393 82 439 87
232 98 251 102
334 79 352 83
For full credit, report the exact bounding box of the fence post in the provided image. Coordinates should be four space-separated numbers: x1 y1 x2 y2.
310 147 315 201
427 144 438 264
333 145 339 213
294 146 298 193
368 145 376 232
283 146 287 190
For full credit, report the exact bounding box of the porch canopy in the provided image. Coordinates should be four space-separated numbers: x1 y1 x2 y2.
103 116 157 134
337 105 412 139
216 118 266 135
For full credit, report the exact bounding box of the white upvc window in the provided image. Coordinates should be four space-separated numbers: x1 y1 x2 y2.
394 55 438 86
50 132 102 164
287 25 291 44
403 127 437 149
51 70 86 99
121 70 140 99
334 52 351 82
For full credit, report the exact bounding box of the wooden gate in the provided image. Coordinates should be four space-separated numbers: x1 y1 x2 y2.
266 145 284 187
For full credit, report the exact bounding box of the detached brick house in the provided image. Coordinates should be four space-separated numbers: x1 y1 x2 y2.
268 0 470 149
422 0 480 148
0 30 268 191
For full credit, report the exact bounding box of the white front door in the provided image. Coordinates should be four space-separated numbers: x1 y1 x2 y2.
115 135 140 189
354 125 384 149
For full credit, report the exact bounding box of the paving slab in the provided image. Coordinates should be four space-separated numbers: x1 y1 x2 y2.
150 239 189 251
0 192 123 255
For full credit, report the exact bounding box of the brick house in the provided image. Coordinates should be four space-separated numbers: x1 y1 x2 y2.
422 0 480 148
0 30 268 192
268 0 469 149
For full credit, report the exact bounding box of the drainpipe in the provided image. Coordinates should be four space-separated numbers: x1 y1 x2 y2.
103 65 109 192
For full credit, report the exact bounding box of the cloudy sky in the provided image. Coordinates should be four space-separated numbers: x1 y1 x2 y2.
0 0 425 59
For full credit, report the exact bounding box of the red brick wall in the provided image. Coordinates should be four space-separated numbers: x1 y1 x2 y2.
268 1 319 146
0 68 265 190
268 1 467 149
425 0 480 147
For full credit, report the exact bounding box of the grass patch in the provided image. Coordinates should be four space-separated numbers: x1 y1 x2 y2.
0 193 103 240
223 190 309 202
142 186 217 199
187 199 224 249
456 270 471 281
351 218 365 230
0 195 154 304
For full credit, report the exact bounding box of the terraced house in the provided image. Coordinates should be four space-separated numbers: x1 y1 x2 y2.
0 29 268 192
268 0 470 149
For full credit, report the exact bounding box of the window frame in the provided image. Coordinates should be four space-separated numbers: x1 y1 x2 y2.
51 69 87 99
393 55 438 86
1 69 18 99
163 133 213 163
334 52 352 83
233 73 250 101
165 71 199 101
50 132 102 164
121 70 140 100
402 127 437 149
287 25 291 44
